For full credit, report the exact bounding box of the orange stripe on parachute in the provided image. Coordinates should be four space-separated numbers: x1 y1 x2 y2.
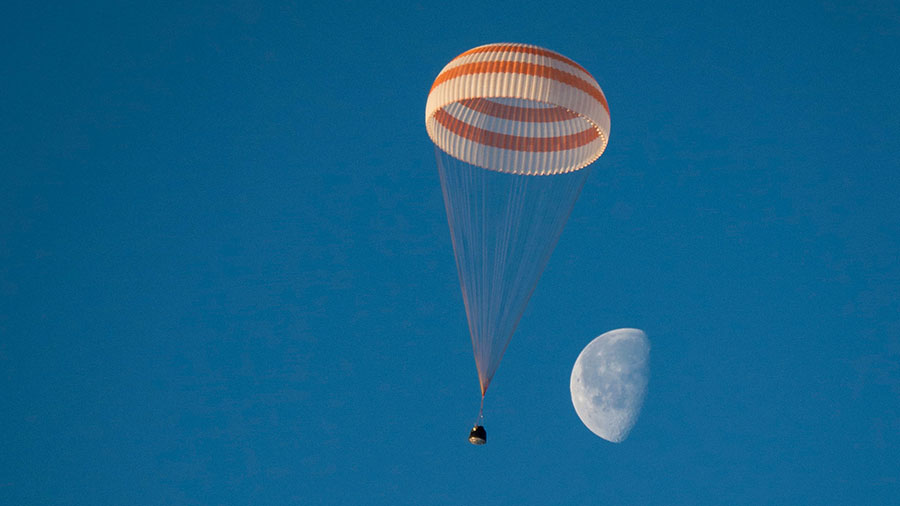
434 108 599 152
431 61 610 116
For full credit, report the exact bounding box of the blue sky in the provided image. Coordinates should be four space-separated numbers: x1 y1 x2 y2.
2 1 899 504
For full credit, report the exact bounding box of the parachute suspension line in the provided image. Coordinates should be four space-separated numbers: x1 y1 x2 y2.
438 151 480 387
478 162 488 387
436 146 592 397
482 167 591 394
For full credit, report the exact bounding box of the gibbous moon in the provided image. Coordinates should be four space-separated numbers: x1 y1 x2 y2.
570 328 650 442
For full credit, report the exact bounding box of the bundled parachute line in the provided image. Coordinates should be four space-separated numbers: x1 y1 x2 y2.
425 43 610 444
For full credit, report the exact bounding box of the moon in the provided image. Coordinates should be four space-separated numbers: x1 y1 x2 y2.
570 328 650 442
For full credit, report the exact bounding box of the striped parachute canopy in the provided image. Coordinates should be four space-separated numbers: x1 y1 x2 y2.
426 43 610 175
425 43 610 405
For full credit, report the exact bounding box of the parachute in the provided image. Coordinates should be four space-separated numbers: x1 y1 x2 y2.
425 43 610 436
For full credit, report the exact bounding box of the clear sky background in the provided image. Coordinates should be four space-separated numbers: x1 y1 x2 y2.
3 1 900 504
